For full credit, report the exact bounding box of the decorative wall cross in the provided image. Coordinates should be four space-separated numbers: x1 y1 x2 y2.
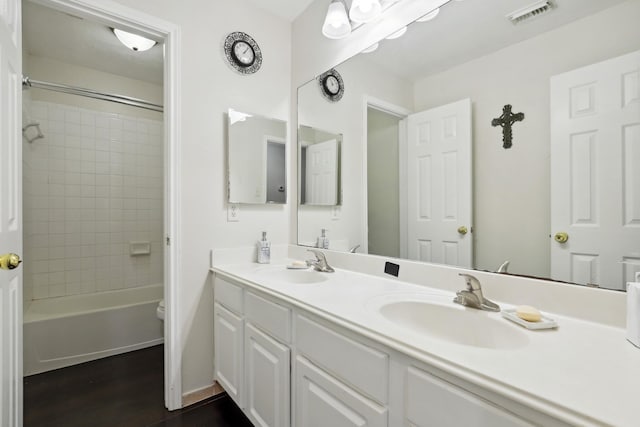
491 104 524 149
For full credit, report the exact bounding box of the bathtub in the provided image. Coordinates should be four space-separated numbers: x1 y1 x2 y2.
23 284 164 375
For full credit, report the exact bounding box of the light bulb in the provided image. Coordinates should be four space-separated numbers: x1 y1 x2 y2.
322 0 351 39
349 0 382 23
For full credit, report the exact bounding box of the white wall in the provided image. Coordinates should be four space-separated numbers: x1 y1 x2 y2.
297 54 413 251
367 108 400 257
413 0 640 277
108 0 292 398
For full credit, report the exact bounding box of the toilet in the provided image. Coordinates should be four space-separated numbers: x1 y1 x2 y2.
156 300 165 321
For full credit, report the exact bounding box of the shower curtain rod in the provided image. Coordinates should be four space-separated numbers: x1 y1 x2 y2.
22 76 164 113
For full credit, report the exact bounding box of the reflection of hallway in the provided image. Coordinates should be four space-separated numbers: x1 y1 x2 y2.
24 345 252 427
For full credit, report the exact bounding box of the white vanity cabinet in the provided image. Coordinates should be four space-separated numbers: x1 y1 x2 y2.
214 277 291 427
405 366 534 427
213 272 572 427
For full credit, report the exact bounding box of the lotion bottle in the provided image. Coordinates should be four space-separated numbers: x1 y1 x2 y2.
257 231 271 264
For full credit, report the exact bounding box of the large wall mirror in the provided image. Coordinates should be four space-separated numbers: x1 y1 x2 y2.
297 0 640 290
228 109 287 204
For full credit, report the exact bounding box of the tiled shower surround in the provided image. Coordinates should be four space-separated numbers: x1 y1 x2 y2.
23 100 163 300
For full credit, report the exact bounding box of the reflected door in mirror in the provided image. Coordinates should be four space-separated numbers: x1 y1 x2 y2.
305 139 339 205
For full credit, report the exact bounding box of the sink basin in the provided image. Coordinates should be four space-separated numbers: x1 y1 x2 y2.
259 268 329 284
378 300 529 350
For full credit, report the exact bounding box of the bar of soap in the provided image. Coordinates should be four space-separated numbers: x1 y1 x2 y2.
516 305 542 322
291 260 306 267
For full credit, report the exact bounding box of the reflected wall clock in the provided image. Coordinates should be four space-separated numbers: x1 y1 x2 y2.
318 68 344 102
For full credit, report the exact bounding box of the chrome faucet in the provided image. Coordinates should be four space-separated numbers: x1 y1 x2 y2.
348 244 360 253
496 260 510 273
306 249 335 273
453 273 500 312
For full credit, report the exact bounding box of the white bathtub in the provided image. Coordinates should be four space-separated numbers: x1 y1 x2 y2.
23 284 164 375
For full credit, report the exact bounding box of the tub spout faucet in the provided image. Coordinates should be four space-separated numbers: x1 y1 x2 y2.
306 249 335 273
453 273 500 312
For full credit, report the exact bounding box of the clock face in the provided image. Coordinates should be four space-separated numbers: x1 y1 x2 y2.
224 32 262 75
233 41 255 66
318 69 344 102
324 76 340 95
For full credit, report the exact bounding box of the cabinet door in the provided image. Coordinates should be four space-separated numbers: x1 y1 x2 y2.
295 356 387 427
406 366 534 427
214 303 244 408
245 323 290 427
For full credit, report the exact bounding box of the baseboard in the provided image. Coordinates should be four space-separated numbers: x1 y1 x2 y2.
182 381 225 407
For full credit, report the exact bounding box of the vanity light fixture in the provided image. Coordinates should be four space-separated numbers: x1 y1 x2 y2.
349 0 382 23
322 0 352 39
112 28 157 52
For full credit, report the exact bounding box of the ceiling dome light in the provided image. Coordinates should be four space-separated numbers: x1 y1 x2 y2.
322 0 352 39
416 7 440 22
113 28 157 52
385 26 407 40
361 42 379 53
349 0 382 24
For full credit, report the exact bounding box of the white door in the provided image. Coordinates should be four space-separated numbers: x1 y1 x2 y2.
305 139 338 205
213 303 244 408
245 323 290 427
0 0 22 425
406 99 472 268
550 50 640 290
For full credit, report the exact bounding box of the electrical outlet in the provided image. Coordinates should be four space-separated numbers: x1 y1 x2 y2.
227 203 240 222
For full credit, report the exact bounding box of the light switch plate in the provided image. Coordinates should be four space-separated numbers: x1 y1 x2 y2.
227 203 240 222
331 206 340 220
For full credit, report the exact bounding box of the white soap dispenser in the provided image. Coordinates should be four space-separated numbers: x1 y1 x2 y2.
257 231 271 264
316 228 329 249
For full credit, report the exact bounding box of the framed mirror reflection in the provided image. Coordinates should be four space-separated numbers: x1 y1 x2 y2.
296 0 640 290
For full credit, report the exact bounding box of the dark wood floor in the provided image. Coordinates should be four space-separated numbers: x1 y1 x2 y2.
24 345 253 427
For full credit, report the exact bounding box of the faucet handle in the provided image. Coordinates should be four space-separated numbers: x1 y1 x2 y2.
458 273 481 292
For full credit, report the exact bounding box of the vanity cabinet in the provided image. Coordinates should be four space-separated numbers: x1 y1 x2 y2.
213 273 571 427
245 323 290 427
214 277 291 427
405 366 534 427
214 302 244 407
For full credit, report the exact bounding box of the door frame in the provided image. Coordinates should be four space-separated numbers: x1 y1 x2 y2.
361 96 412 255
28 0 183 410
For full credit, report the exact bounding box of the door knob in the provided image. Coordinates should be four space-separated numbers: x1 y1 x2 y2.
0 253 21 270
457 226 468 235
554 232 569 244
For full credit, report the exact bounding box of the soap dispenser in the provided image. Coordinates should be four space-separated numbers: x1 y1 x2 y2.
257 231 271 264
316 229 329 249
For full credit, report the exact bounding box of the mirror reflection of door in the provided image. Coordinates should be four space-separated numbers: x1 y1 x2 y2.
550 49 640 290
405 99 473 268
305 139 338 205
266 139 286 203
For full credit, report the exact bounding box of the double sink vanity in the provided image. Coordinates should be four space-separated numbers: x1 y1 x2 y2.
211 247 639 427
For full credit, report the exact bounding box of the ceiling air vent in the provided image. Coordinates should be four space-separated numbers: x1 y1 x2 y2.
507 1 556 25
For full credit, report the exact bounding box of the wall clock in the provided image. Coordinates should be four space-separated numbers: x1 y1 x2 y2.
224 31 262 75
318 69 344 102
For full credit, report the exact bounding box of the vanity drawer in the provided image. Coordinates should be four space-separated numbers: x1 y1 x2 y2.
295 314 389 404
245 291 291 344
215 277 244 315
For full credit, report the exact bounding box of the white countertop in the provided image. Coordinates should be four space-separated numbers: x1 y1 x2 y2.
211 261 640 427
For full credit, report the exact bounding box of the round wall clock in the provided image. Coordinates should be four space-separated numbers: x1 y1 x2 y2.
318 69 344 102
224 32 262 75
